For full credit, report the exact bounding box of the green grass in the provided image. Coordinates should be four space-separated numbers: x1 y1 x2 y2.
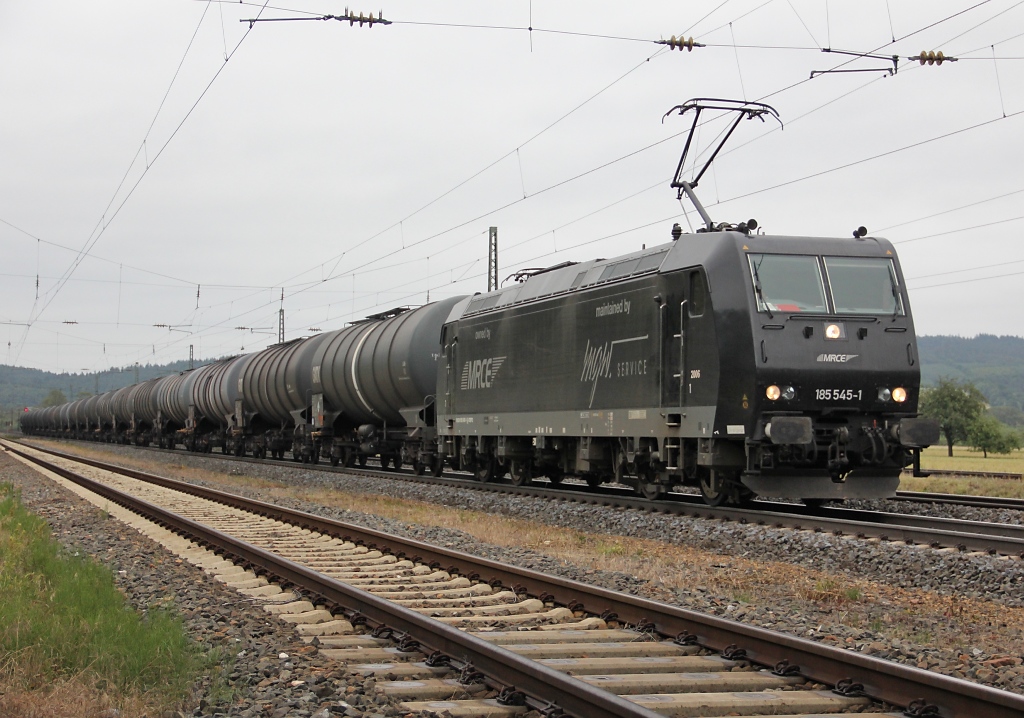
899 446 1024 498
0 483 201 706
918 445 1024 473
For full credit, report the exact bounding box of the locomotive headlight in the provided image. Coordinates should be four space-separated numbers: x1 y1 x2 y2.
892 387 908 403
878 387 892 402
766 385 781 401
825 323 843 340
781 385 796 401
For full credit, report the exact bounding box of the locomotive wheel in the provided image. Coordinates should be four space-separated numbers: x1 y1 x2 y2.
509 460 532 486
699 470 734 507
473 457 495 483
431 458 444 477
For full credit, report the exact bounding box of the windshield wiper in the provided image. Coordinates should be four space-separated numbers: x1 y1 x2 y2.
890 276 901 321
751 258 773 319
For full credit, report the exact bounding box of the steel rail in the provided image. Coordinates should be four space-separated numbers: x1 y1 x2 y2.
896 490 1024 511
17 438 1024 558
10 440 1024 718
5 442 661 718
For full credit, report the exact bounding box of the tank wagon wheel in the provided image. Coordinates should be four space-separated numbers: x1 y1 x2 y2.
509 460 533 487
392 456 402 471
584 474 603 490
311 451 319 465
431 458 444 477
330 454 340 467
413 459 425 476
358 454 367 468
342 449 355 468
379 455 390 470
546 468 564 486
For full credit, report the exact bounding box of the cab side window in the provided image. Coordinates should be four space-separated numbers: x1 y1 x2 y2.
688 271 706 317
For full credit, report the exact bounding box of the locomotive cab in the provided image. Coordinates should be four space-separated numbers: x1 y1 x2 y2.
721 233 939 500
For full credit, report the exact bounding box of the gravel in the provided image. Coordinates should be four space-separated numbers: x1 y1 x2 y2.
11 440 1024 698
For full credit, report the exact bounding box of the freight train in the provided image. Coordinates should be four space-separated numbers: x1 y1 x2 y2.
20 222 939 506
20 100 940 505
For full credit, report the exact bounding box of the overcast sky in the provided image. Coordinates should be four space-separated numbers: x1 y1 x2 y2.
2 0 1023 375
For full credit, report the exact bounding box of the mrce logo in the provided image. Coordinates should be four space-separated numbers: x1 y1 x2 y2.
816 353 859 363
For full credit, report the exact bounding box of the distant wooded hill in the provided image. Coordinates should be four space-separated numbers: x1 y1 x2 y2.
0 360 200 413
3 334 1024 422
918 335 1024 426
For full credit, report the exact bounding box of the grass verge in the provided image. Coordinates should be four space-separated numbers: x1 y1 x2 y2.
0 482 202 718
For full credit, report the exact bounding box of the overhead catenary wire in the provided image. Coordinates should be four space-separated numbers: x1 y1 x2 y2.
10 0 274 364
89 68 1024 366
11 1 1008 337
10 0 1023 370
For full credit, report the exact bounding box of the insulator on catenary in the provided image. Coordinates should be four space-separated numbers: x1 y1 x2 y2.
333 8 390 26
913 50 957 65
659 35 703 51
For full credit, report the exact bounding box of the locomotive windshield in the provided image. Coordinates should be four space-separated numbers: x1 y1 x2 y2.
749 253 905 316
748 254 827 313
824 257 904 316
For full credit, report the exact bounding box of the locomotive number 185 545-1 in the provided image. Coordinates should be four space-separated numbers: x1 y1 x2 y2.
814 388 862 401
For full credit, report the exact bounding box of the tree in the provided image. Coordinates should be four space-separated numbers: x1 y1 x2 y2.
40 389 67 407
967 415 1021 458
918 378 987 457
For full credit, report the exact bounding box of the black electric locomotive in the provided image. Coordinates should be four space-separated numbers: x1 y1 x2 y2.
434 223 938 505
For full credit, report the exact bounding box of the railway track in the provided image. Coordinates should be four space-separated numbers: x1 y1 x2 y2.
18 438 1024 559
5 438 1024 718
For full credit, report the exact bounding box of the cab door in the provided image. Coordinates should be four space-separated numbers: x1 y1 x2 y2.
442 327 457 418
682 268 718 409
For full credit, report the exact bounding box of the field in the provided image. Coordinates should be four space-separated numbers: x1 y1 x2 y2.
899 446 1024 498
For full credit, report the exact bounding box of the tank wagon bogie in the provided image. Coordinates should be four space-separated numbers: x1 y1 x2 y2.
20 225 938 507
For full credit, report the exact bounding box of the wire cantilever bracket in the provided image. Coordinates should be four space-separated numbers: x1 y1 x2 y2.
663 98 782 230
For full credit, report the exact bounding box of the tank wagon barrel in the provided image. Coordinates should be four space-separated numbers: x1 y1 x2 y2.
305 297 465 469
